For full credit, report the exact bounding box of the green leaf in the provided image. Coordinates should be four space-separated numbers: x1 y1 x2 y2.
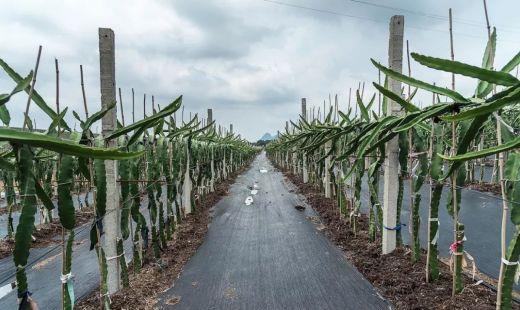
502 51 520 74
119 159 131 240
371 58 468 103
0 128 144 159
47 107 68 135
366 93 376 112
412 52 519 87
442 86 520 122
0 105 10 126
13 145 37 297
83 102 116 131
505 152 520 182
476 28 497 97
58 155 75 230
356 89 369 121
382 76 388 115
0 58 70 130
35 180 54 211
106 95 182 140
0 72 33 106
373 82 419 113
443 115 488 178
357 116 396 158
440 135 520 162
394 104 453 132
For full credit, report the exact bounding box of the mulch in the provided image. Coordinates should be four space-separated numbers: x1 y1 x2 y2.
0 207 95 260
279 167 518 310
76 163 252 310
467 182 502 196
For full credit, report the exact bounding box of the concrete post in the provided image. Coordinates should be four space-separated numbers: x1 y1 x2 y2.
324 140 332 198
382 16 404 254
229 124 234 174
302 98 309 183
99 28 121 293
208 109 215 192
183 140 192 214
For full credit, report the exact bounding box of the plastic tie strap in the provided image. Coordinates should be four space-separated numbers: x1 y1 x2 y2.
449 240 464 255
384 223 406 231
61 273 75 307
60 273 73 284
106 252 125 261
501 258 519 266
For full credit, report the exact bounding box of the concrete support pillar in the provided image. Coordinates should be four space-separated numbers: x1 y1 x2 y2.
183 140 193 214
302 98 309 183
382 16 404 255
324 140 332 198
208 109 215 192
99 27 121 293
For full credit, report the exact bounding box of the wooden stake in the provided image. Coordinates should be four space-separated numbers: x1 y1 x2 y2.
484 0 509 306
132 88 135 123
23 45 43 130
378 70 381 116
118 88 125 126
405 39 417 261
55 58 66 310
449 8 461 297
80 62 103 309
80 65 89 119
143 94 146 119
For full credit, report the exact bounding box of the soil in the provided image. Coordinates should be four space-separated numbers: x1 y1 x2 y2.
0 203 21 216
467 182 502 196
278 166 518 310
0 207 95 259
76 162 252 310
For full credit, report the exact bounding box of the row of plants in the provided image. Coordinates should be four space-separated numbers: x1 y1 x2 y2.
267 26 520 308
0 56 257 309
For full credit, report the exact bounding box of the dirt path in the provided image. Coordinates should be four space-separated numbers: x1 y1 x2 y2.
157 152 389 310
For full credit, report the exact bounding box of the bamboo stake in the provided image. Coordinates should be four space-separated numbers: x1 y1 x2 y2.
132 88 135 123
80 65 89 119
118 88 125 126
378 71 381 116
449 8 462 297
483 0 510 307
348 87 352 110
143 94 146 119
426 87 436 282
406 40 418 262
55 58 67 310
23 46 42 130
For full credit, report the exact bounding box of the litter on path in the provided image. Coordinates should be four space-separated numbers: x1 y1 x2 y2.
245 196 254 206
294 205 305 211
251 189 258 195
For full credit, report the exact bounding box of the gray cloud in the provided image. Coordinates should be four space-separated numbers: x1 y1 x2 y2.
0 0 519 140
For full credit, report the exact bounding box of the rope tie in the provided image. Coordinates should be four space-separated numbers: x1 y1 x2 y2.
449 240 464 256
501 258 519 266
60 273 74 284
106 252 125 261
383 223 405 231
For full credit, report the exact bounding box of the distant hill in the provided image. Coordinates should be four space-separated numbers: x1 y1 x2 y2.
259 132 276 141
254 132 277 147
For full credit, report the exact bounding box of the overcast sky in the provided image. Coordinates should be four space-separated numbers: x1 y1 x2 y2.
0 0 519 140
